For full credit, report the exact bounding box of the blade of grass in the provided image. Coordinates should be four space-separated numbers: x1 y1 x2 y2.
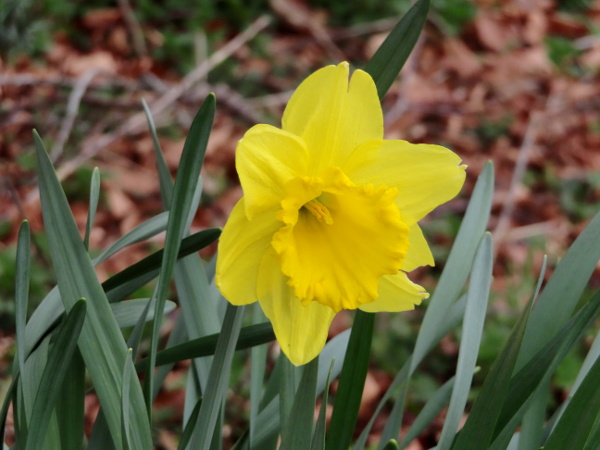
517 211 600 371
516 384 548 450
178 399 202 450
326 310 375 450
35 131 151 449
279 355 302 442
187 304 246 449
26 300 86 450
438 233 493 450
84 167 100 250
364 0 430 99
281 356 318 449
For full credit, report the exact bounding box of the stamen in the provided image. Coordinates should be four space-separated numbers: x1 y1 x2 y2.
303 199 333 224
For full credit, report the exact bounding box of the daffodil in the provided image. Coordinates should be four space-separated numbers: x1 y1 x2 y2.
216 62 466 366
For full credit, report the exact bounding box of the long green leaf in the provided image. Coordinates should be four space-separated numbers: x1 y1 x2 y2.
326 310 375 450
84 167 101 250
451 278 533 449
121 349 133 450
249 304 268 447
56 349 85 450
187 304 246 449
145 94 216 410
364 0 430 99
142 98 173 206
136 321 274 369
399 376 455 448
438 233 493 449
517 211 600 371
545 352 600 449
178 399 202 450
26 300 87 450
15 221 30 388
492 292 600 443
312 359 335 450
282 356 318 449
34 131 151 449
111 298 176 328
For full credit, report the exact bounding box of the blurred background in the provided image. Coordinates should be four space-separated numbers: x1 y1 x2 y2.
1 0 600 447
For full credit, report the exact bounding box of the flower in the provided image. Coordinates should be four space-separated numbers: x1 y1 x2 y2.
216 62 466 366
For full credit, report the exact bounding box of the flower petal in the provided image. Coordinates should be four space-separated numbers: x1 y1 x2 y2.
282 63 383 174
359 272 428 313
403 223 435 272
236 124 310 219
344 140 466 225
216 198 281 305
257 249 336 366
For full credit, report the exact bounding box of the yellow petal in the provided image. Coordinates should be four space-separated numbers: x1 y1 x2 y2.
359 272 429 313
282 63 383 175
272 167 409 312
236 124 310 219
257 249 336 366
216 198 281 305
344 140 466 225
403 223 435 272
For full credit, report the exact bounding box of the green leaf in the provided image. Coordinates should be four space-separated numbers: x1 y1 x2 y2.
142 99 173 206
15 221 30 386
187 304 246 449
545 352 600 449
280 355 302 442
438 233 493 450
517 385 548 450
121 349 133 450
281 356 318 449
312 359 335 450
517 210 600 371
451 268 533 449
326 310 375 450
142 95 215 409
103 228 221 302
26 300 87 450
492 292 600 444
250 304 268 447
0 376 17 444
364 0 430 99
178 399 202 450
111 298 176 328
56 349 85 450
34 131 151 449
399 376 455 448
136 321 274 369
84 167 100 250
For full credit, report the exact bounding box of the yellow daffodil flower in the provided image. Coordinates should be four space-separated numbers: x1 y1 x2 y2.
216 62 466 366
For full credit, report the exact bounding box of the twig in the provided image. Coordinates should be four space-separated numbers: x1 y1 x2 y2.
23 15 271 206
50 68 102 162
116 0 148 56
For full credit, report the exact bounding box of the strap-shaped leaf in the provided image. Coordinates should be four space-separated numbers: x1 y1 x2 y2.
34 131 151 449
364 0 430 99
84 167 100 250
26 300 86 450
15 221 30 388
326 310 375 450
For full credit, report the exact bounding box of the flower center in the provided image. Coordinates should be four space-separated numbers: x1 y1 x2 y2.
303 198 333 225
272 167 410 312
